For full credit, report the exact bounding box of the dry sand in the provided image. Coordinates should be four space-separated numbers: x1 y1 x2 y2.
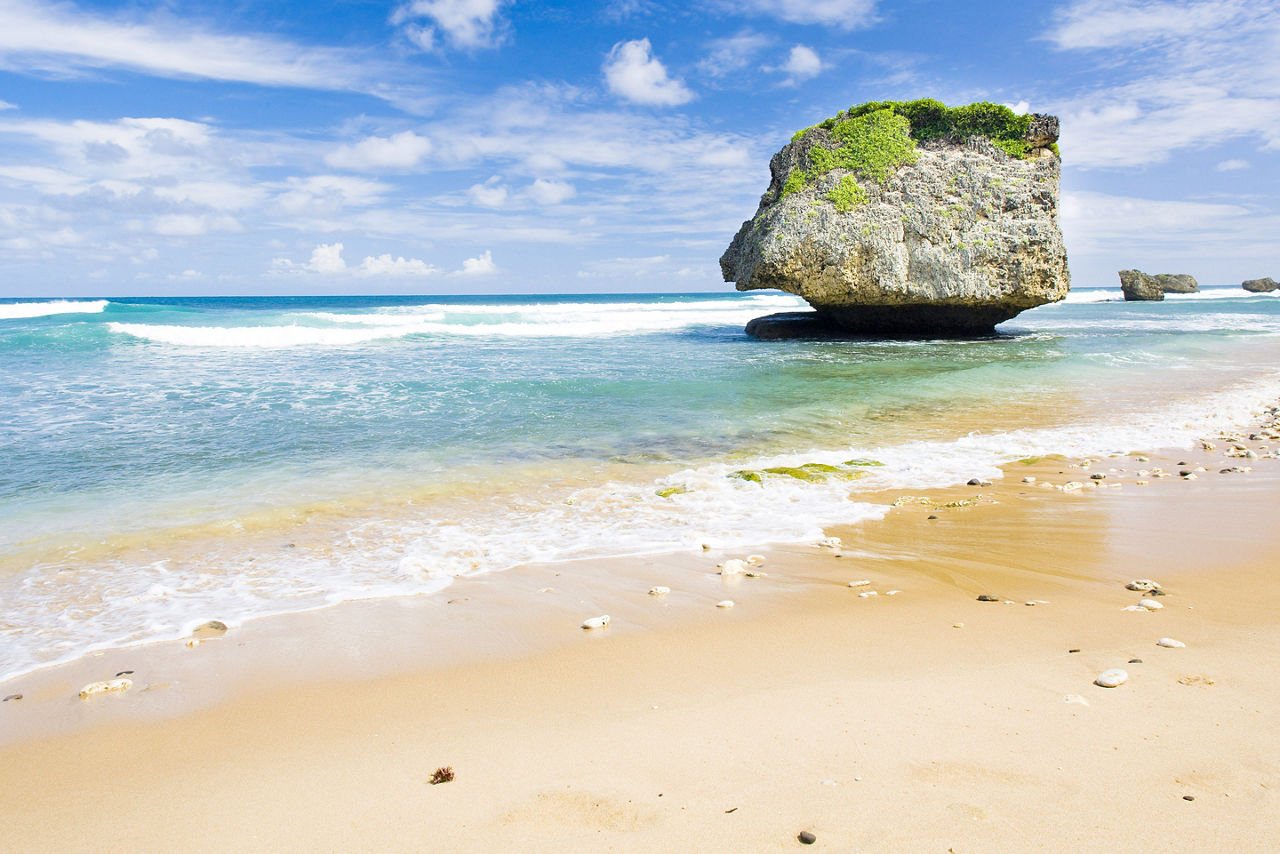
2 443 1280 851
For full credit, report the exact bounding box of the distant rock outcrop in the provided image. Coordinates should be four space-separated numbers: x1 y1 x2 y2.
721 99 1070 337
1118 270 1163 301
1155 273 1199 294
1243 277 1278 293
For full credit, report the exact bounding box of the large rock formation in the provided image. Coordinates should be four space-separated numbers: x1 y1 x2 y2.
1243 277 1278 293
721 99 1070 336
1119 269 1164 301
1155 273 1198 294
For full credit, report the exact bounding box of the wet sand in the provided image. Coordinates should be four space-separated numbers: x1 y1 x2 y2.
2 440 1280 851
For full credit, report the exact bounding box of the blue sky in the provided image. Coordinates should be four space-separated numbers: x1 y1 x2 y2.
0 0 1276 296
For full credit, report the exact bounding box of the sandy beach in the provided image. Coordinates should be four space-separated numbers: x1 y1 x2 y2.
3 431 1279 852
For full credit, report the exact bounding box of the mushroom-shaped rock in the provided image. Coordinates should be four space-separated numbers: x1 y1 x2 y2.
722 99 1069 337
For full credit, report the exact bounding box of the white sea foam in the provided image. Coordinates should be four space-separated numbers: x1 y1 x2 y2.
5 363 1280 687
0 299 109 320
108 321 427 347
107 295 809 347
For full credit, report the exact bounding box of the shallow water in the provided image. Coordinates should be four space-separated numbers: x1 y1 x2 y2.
2 287 1279 681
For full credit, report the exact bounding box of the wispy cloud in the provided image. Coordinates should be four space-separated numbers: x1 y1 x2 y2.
0 0 417 103
737 0 878 28
1045 1 1280 167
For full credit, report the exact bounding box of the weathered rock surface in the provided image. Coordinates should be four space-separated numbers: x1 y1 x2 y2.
1243 277 1278 293
721 101 1070 336
1155 273 1199 293
1119 269 1164 301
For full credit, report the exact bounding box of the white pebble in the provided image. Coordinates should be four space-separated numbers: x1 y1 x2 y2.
885 590 901 596
848 579 872 588
1157 637 1186 648
1095 668 1129 688
1062 481 1084 491
819 536 842 549
1138 598 1164 610
1121 605 1149 612
581 615 611 629
857 591 877 598
1022 476 1036 483
1064 694 1090 706
648 586 670 596
718 558 746 576
79 678 132 699
1126 579 1162 591
716 600 734 609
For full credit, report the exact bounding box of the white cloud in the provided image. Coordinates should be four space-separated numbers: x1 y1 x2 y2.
739 0 879 28
0 0 402 98
1045 0 1236 50
1044 1 1280 167
392 0 510 51
526 178 575 205
0 100 15 110
356 254 439 276
467 176 509 208
325 131 432 171
1061 189 1280 280
150 213 242 236
273 176 392 216
306 242 348 273
274 242 440 276
456 249 496 275
1216 159 1250 171
772 45 822 84
603 39 694 106
698 31 772 78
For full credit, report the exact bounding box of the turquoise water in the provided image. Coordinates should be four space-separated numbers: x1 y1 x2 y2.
3 288 1280 681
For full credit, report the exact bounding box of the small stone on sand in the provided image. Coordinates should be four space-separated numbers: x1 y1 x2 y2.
857 591 877 598
977 594 1000 602
3 694 22 702
718 558 746 576
819 536 842 549
1126 579 1161 591
1138 598 1164 610
581 615 611 629
798 831 817 845
1094 668 1128 688
848 579 872 588
648 586 670 596
79 678 133 699
1157 637 1186 648
716 600 734 609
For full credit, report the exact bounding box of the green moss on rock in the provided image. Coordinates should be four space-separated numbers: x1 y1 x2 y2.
655 486 688 498
785 99 1049 214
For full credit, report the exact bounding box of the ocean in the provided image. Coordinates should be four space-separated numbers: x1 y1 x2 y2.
3 287 1279 683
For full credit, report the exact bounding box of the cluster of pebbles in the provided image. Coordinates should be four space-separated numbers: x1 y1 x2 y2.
580 554 771 630
1093 579 1188 688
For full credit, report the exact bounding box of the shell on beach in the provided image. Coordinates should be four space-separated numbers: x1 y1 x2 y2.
648 586 670 596
581 615 611 629
1138 598 1164 610
1126 579 1161 591
79 677 133 699
1095 668 1128 688
1157 637 1187 648
718 558 746 576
